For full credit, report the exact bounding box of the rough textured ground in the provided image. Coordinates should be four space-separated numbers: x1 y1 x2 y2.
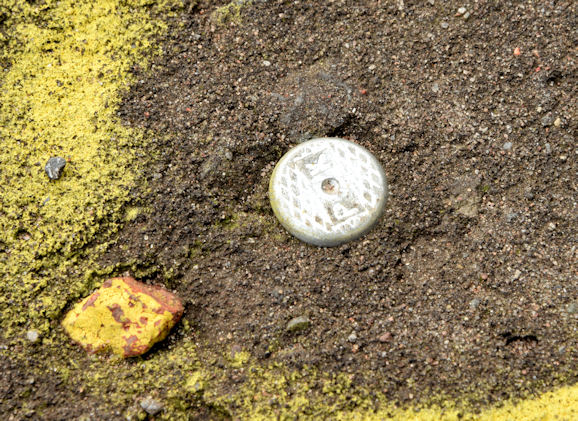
1 0 577 419
112 0 577 404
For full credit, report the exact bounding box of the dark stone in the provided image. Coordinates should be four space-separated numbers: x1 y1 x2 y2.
45 157 67 180
286 316 311 333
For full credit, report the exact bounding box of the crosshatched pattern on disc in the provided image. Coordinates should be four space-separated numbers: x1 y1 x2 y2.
269 138 388 246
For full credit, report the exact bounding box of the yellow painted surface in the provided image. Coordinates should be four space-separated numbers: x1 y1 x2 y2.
350 384 578 420
0 0 174 335
479 384 577 421
222 371 578 421
62 277 183 357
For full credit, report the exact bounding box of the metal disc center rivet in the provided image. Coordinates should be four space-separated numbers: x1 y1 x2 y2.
269 137 389 247
321 178 339 195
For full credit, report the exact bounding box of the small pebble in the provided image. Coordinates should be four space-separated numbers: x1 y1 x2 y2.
553 117 561 127
503 142 513 151
440 21 449 29
457 7 466 15
262 60 271 67
286 316 311 333
469 298 481 310
545 143 552 154
462 11 471 20
26 330 40 343
432 82 440 93
45 157 67 180
378 332 392 343
140 397 163 415
541 114 553 127
347 332 358 343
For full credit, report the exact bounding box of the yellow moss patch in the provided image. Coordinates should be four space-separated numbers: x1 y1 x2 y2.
62 277 183 357
212 361 578 420
230 350 251 368
477 385 577 421
185 371 207 394
212 0 253 25
351 384 578 420
0 0 179 336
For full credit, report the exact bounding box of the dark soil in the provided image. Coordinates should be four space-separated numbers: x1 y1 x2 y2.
106 0 576 409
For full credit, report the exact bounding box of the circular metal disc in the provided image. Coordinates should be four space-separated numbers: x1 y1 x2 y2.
269 137 388 247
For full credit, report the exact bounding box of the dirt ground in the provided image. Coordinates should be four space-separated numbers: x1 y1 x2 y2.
111 0 577 408
2 0 577 419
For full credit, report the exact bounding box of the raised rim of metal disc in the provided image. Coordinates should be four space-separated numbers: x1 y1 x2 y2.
269 137 388 247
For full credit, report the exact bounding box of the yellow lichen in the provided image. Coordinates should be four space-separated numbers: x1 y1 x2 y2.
230 350 251 368
124 206 142 222
0 0 178 337
212 0 253 25
212 360 578 420
336 384 578 420
185 371 207 393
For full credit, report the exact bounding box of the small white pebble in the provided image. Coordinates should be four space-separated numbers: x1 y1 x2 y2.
26 330 40 343
262 60 271 67
457 7 467 15
140 397 163 415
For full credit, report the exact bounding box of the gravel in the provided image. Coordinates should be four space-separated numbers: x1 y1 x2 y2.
541 113 554 127
286 316 311 333
44 157 67 180
140 397 163 415
469 298 481 310
378 332 392 343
